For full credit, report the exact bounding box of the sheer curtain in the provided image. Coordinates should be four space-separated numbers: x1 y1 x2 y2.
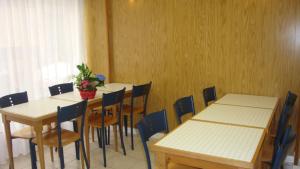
0 0 85 164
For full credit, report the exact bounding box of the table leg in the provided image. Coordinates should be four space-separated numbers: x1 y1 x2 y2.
34 123 45 169
2 115 14 169
85 108 91 164
154 152 168 169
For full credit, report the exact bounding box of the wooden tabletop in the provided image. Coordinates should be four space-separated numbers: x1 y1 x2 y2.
215 93 278 109
50 83 133 104
153 120 265 168
192 104 274 129
0 98 75 121
98 83 133 92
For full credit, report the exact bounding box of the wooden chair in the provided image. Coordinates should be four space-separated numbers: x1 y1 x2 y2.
89 88 126 167
266 126 296 169
262 91 297 165
31 100 89 169
174 95 195 124
137 109 198 169
49 82 80 160
123 81 152 150
0 91 37 169
202 86 216 107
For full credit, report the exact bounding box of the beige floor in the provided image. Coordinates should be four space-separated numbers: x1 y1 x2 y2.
0 130 154 169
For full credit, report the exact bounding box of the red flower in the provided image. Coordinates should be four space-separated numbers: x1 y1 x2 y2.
81 80 89 88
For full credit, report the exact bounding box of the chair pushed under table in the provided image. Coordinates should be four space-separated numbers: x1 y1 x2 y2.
48 82 80 160
89 88 126 167
31 100 90 169
0 91 37 169
137 109 198 169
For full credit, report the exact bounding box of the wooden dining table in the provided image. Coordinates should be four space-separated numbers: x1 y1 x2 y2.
0 83 133 169
153 120 265 169
152 93 279 169
192 103 277 131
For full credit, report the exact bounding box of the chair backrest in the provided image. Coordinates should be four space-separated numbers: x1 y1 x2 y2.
284 91 297 117
274 106 289 148
174 95 195 124
0 91 28 108
57 100 88 143
284 91 297 107
102 88 125 108
137 109 169 169
100 88 125 123
203 86 217 107
271 126 296 169
131 81 152 115
48 82 73 96
274 91 298 148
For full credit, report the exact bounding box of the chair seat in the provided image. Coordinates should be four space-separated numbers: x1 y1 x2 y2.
32 129 80 147
123 104 144 115
11 126 35 139
89 113 118 128
169 162 199 169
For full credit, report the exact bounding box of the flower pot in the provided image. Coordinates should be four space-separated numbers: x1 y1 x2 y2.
79 90 97 99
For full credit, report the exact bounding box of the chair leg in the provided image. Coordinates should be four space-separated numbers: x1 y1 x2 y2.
29 139 37 169
79 140 85 169
142 141 151 169
73 121 80 160
91 127 95 142
105 127 108 145
101 127 107 167
107 126 110 145
80 139 90 169
124 115 128 136
96 128 102 148
130 114 134 150
58 146 65 169
50 147 54 162
119 122 126 155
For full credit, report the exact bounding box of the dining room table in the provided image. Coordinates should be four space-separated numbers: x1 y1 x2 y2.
152 93 279 169
0 83 133 169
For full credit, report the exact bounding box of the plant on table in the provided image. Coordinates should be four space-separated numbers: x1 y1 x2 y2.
74 63 104 99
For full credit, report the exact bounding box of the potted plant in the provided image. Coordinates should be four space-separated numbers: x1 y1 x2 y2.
74 63 104 99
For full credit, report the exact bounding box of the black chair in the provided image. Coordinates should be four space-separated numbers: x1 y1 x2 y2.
274 91 297 148
48 82 73 96
137 109 196 169
262 91 297 166
271 126 296 169
31 100 89 169
0 91 28 107
89 88 126 167
202 86 217 107
123 81 152 150
137 110 168 169
48 83 80 160
0 92 36 169
174 95 195 124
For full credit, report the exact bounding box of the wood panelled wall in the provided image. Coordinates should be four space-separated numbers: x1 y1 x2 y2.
84 0 110 80
86 0 300 129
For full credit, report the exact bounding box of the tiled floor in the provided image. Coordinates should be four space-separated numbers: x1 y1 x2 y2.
0 131 154 169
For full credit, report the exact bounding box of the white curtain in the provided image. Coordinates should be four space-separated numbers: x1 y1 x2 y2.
0 0 85 164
